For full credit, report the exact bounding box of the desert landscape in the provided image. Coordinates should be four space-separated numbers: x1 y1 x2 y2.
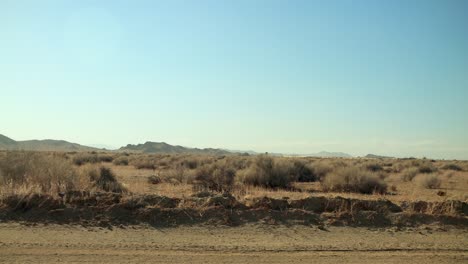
0 135 467 263
2 1 467 263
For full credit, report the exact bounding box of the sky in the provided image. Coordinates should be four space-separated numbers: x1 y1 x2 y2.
1 0 467 159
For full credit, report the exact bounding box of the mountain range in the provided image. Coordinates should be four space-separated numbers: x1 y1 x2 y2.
0 134 100 152
0 134 353 157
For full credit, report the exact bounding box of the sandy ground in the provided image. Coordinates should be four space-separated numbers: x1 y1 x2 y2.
0 223 466 263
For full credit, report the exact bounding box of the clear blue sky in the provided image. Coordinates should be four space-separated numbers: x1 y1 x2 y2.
1 0 467 159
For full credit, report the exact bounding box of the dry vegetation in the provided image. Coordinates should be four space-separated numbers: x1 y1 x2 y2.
0 150 467 209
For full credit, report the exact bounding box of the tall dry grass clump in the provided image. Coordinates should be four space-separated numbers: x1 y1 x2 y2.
401 167 419 182
415 173 441 189
158 166 195 184
72 153 99 165
417 161 437 174
309 160 334 181
194 160 236 192
130 157 158 170
441 163 463 171
0 151 78 194
113 156 129 166
291 160 316 182
321 166 387 194
238 155 296 189
85 166 128 193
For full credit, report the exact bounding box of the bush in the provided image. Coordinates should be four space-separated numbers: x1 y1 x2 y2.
0 151 77 193
147 175 162 185
415 174 441 189
194 161 236 192
113 156 129 166
310 161 334 181
292 160 316 182
365 162 384 172
321 166 387 194
441 163 463 171
97 154 114 162
401 167 419 182
131 157 157 170
158 167 194 184
418 162 437 174
239 155 295 189
72 153 99 166
89 167 127 193
180 157 199 169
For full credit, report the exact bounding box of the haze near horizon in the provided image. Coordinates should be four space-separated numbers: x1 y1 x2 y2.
1 1 467 159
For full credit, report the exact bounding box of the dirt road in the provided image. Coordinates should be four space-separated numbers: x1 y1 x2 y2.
0 223 466 263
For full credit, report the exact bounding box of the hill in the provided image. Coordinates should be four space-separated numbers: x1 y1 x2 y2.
307 151 352 158
0 134 101 152
365 154 394 159
119 141 231 155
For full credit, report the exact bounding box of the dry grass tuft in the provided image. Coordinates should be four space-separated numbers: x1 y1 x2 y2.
401 167 419 182
113 156 129 166
0 151 78 195
441 163 463 171
238 155 296 189
194 160 236 192
321 166 387 194
414 173 441 189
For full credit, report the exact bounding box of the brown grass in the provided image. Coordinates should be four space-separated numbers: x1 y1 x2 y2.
414 173 441 189
1 151 468 205
321 166 387 194
238 155 296 189
0 151 78 195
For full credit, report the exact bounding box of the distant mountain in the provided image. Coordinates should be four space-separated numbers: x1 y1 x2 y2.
0 134 17 148
365 154 394 159
119 141 231 155
0 134 102 152
308 151 352 158
0 133 354 157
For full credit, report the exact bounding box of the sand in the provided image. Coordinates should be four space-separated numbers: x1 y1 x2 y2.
0 223 466 263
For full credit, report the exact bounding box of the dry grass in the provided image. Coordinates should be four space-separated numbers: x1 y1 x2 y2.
194 160 236 192
321 166 387 194
238 155 297 188
414 173 441 189
0 151 78 195
401 167 419 182
1 151 468 205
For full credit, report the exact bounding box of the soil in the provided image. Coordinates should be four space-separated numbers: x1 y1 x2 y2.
1 192 467 263
0 223 466 263
1 192 467 228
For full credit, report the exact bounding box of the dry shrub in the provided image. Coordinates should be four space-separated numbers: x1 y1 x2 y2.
87 166 127 193
179 156 199 169
194 160 236 192
291 160 316 182
158 166 195 184
310 161 334 181
321 166 387 194
238 155 295 189
415 173 441 189
401 167 419 182
131 157 157 170
147 175 162 184
418 162 437 174
113 156 129 166
364 162 384 172
0 151 77 194
97 154 114 163
72 153 99 165
441 163 463 171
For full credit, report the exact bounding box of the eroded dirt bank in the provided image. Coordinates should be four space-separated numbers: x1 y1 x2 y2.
1 192 467 228
0 223 467 264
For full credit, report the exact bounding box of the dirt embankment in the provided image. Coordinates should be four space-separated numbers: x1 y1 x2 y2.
0 191 467 228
